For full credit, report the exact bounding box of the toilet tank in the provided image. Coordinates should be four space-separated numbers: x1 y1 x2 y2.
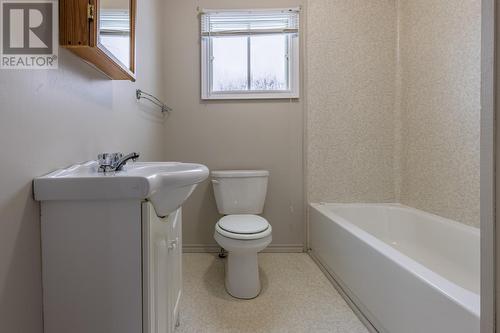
211 170 269 214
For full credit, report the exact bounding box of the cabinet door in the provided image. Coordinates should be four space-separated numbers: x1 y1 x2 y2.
142 203 171 333
142 203 182 333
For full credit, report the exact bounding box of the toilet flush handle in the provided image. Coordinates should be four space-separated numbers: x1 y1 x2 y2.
211 179 220 185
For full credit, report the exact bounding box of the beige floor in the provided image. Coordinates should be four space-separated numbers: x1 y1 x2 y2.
176 253 369 333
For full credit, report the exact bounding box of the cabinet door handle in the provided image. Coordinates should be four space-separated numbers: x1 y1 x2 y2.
168 238 178 250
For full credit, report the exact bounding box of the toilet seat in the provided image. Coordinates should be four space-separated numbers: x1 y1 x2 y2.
216 215 272 240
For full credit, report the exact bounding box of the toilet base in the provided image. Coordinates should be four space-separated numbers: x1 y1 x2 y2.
214 232 272 299
225 252 261 299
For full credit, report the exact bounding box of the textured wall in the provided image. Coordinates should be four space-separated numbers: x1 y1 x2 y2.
0 0 166 331
306 0 398 203
398 0 481 227
163 0 305 251
306 0 481 227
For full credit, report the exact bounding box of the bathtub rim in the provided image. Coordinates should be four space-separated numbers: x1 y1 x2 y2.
309 202 480 318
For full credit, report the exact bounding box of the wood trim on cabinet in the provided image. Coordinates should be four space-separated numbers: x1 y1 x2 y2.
129 0 136 74
89 0 97 47
69 46 135 80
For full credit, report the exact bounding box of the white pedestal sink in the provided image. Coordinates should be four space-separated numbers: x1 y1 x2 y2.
34 160 209 333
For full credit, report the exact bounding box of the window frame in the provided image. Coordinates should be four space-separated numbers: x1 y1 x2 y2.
200 9 300 100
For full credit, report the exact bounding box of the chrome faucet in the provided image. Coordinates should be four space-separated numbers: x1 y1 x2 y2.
97 152 140 172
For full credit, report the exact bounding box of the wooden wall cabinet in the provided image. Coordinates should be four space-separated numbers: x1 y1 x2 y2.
59 0 136 81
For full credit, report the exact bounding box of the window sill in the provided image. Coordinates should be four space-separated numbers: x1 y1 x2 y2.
201 91 300 100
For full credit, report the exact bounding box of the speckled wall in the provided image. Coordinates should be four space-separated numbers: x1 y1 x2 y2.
397 0 481 227
306 0 398 204
306 0 481 227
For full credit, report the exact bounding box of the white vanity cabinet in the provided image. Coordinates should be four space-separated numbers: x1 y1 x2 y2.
41 200 182 333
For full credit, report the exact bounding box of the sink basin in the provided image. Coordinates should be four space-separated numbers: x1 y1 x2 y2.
34 161 209 216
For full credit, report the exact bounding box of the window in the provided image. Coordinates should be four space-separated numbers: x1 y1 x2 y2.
200 9 300 99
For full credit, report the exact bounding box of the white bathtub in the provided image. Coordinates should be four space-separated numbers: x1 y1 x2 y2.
309 203 480 333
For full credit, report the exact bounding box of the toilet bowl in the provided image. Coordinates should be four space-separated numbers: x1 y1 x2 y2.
211 170 272 299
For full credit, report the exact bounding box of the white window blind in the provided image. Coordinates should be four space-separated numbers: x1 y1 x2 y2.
200 9 299 36
100 10 130 35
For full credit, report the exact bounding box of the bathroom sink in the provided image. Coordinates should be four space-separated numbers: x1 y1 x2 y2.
34 161 209 216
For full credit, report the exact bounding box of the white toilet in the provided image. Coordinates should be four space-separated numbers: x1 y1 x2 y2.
211 170 272 299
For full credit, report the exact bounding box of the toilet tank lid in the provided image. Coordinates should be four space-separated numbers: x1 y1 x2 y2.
211 170 269 178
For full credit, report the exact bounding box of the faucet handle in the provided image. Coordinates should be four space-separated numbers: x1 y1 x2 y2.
97 152 123 170
111 153 123 164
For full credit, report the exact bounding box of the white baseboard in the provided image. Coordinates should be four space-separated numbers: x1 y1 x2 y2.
183 244 305 253
308 250 380 333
